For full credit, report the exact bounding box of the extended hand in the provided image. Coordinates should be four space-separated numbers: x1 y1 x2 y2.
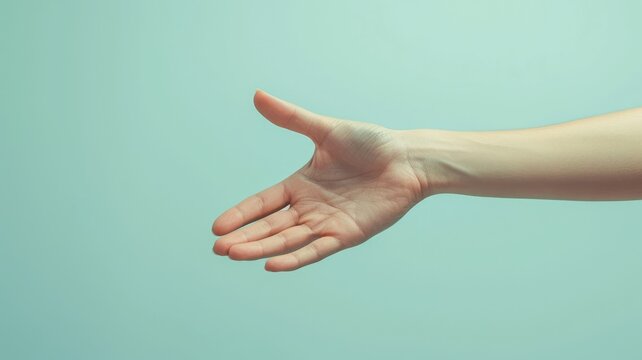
212 90 424 271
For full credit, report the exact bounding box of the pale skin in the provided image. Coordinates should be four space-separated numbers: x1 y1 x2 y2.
212 90 642 272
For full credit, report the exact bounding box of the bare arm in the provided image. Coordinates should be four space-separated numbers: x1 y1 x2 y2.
402 108 642 200
213 92 642 272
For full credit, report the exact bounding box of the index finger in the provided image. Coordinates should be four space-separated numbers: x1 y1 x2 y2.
212 182 289 236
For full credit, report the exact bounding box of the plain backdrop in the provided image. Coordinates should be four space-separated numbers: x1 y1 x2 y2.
2 1 642 359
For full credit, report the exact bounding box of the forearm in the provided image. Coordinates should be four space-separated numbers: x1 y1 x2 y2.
400 107 642 200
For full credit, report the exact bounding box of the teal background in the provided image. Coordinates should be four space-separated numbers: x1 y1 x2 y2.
2 0 642 359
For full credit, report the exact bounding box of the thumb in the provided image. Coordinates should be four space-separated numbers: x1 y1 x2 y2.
253 89 337 144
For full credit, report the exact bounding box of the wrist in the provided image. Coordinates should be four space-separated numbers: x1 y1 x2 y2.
395 128 467 198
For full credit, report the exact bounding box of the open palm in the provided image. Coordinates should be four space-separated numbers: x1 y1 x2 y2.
212 90 424 271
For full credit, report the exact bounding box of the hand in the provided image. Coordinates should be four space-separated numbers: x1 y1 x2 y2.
212 90 425 271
